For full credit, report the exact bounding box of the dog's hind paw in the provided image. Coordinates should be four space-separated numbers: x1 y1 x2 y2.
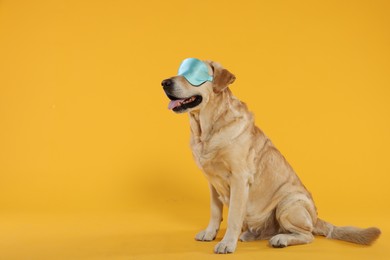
239 230 258 242
269 234 289 248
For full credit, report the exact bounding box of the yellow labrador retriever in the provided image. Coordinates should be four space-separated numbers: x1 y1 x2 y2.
161 59 381 254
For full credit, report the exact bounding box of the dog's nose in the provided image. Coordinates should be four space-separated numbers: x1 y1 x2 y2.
161 79 173 89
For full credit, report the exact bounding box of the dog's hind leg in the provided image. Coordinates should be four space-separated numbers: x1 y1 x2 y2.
269 201 315 248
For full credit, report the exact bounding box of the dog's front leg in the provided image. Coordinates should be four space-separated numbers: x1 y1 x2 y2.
195 184 223 241
214 176 249 254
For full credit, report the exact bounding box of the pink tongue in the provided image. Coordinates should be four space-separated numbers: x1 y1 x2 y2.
168 99 185 110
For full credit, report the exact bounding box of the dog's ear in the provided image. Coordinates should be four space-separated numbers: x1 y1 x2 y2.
208 61 236 93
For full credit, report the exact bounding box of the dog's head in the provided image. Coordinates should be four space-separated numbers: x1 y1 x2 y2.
162 59 235 113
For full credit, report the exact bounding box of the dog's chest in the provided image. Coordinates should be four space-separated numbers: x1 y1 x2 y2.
191 140 232 205
191 135 231 171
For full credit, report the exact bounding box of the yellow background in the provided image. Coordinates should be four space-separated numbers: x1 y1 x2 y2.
0 0 389 259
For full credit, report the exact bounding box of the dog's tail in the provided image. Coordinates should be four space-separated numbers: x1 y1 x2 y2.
313 218 381 245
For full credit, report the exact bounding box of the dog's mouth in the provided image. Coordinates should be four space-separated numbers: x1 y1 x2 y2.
167 94 203 112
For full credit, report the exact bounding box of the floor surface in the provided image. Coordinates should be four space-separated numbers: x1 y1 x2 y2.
1 205 388 260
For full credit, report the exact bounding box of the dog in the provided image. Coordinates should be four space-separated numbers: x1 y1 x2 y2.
161 58 381 254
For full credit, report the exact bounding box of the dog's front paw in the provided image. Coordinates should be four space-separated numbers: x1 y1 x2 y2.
195 229 217 241
214 240 237 254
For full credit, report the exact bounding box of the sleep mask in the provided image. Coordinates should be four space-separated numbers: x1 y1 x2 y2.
178 58 213 86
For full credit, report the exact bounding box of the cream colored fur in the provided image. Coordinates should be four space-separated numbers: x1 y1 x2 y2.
163 60 381 254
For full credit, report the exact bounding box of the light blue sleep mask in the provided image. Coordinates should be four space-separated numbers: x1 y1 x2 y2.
178 58 213 86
